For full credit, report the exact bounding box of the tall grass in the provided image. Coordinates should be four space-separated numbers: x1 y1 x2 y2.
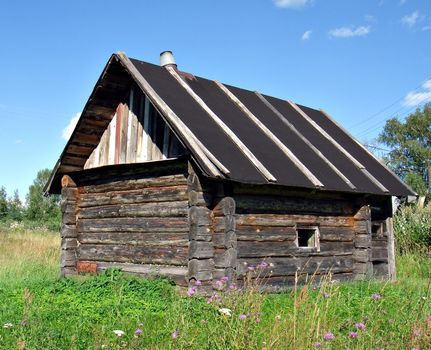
0 228 430 350
394 204 431 253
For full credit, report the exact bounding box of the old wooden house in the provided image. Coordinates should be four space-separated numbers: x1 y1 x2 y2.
46 51 415 290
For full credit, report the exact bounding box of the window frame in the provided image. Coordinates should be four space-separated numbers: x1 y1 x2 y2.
295 225 320 252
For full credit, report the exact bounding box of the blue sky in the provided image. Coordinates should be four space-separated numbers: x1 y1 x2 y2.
0 0 430 200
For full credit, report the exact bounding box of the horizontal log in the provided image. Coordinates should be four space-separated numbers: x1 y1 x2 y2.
61 238 77 250
189 207 211 226
235 195 354 215
189 241 214 259
319 227 355 241
235 214 354 227
79 174 188 194
188 259 214 281
77 217 188 233
236 225 296 242
78 185 188 208
355 234 371 248
94 261 188 286
78 244 188 265
60 250 76 267
78 201 189 219
61 187 78 200
237 241 354 258
353 249 370 263
213 231 237 249
63 212 76 225
189 224 211 241
61 224 77 238
214 248 237 268
237 255 354 276
78 231 189 246
372 248 388 261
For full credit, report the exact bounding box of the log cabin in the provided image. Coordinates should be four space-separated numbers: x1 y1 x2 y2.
45 51 415 291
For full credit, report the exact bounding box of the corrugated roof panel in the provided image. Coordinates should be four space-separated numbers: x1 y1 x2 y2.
225 85 354 192
130 59 266 184
298 105 415 196
264 95 386 195
186 76 317 189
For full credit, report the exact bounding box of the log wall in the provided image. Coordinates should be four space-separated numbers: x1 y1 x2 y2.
60 160 190 286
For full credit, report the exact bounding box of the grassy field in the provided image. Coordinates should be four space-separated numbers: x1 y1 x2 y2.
0 228 430 350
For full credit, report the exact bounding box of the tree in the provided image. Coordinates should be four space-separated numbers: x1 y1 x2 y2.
25 169 61 227
378 103 431 196
8 189 23 221
0 186 7 219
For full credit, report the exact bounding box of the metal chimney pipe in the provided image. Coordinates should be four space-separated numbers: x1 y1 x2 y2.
160 51 177 69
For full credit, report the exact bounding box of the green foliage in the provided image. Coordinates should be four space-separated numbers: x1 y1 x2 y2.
7 189 23 221
0 229 430 350
0 186 7 219
393 204 431 253
378 103 431 196
25 168 61 230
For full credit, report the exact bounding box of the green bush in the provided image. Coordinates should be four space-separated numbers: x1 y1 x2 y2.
394 204 431 253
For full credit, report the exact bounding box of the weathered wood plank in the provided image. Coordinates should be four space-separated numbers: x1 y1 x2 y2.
237 256 354 276
235 214 353 227
78 200 189 219
236 225 297 241
78 185 188 207
78 244 188 265
77 217 188 233
95 261 188 286
79 231 189 246
235 195 354 215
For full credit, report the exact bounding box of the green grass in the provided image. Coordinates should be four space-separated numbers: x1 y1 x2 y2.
0 229 430 350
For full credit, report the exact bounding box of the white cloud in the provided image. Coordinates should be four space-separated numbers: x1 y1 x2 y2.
328 25 371 38
403 79 431 107
401 11 421 27
62 113 81 140
301 30 312 40
273 0 311 9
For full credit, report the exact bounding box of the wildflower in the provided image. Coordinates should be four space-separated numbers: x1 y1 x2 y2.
171 330 179 339
247 266 255 271
3 323 13 329
220 276 229 283
275 315 282 320
215 280 224 289
20 319 28 327
323 332 335 341
255 317 261 323
113 330 125 337
257 261 268 269
187 286 197 297
229 283 238 290
219 308 232 316
412 329 420 338
355 322 366 331
195 279 202 286
313 341 322 347
371 293 381 300
426 315 431 321
138 322 144 327
349 332 358 338
239 314 247 320
134 329 143 335
269 262 274 267
200 319 208 324
322 291 330 298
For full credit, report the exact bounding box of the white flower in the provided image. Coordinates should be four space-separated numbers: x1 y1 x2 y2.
218 308 232 316
3 323 13 328
113 330 125 337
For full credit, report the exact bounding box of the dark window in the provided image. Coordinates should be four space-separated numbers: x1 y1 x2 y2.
296 226 320 250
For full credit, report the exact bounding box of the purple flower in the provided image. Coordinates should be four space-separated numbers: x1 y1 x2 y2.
349 332 358 338
171 330 179 339
255 317 261 323
257 261 268 269
371 293 381 300
215 280 224 289
134 328 143 335
426 315 431 321
313 341 321 347
221 276 229 283
323 332 335 341
412 329 420 338
194 279 202 286
355 322 366 331
229 283 238 290
187 286 197 297
322 291 330 298
239 314 247 320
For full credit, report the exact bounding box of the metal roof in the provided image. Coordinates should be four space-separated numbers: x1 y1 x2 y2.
45 52 415 196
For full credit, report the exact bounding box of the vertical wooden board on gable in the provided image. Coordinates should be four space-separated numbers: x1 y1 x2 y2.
135 91 144 162
108 113 117 165
143 97 152 161
127 89 139 164
119 104 128 164
162 124 170 159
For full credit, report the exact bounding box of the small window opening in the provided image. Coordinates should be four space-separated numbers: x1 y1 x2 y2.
296 226 320 251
